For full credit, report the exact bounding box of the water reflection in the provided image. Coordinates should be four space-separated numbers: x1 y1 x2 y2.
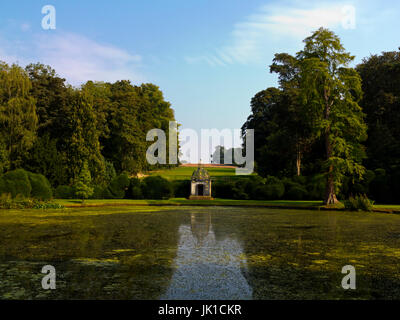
161 212 252 300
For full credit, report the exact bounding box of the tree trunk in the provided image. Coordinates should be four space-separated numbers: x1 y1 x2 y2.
324 131 339 205
325 168 338 205
296 147 302 176
323 88 339 205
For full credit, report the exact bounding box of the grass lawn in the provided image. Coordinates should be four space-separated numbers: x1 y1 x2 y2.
374 204 400 210
56 198 324 208
148 165 254 181
53 198 400 213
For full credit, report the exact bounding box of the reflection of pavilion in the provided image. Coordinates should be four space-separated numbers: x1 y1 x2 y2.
190 212 211 246
160 211 252 300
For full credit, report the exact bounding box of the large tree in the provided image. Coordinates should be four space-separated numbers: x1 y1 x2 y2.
65 89 105 184
356 49 400 171
270 53 314 176
297 28 367 204
242 87 294 177
0 62 37 170
23 63 71 185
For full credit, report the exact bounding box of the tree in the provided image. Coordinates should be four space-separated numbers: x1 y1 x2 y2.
242 88 286 176
65 89 105 185
242 87 309 177
104 80 147 174
23 133 68 186
356 49 400 170
74 161 94 203
0 62 37 170
25 63 70 138
270 53 314 176
297 28 367 204
23 63 71 185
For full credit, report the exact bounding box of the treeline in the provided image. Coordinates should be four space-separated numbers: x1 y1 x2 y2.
0 62 177 191
242 28 400 204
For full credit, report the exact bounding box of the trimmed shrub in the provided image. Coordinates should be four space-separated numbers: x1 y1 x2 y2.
263 176 285 200
172 180 190 198
141 176 173 200
55 185 74 199
0 169 31 198
28 172 52 201
264 184 285 200
243 176 265 199
107 173 130 199
232 184 249 200
212 181 235 199
101 187 114 199
90 185 105 199
127 178 144 199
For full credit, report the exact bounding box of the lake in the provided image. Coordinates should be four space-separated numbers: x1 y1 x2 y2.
0 206 399 299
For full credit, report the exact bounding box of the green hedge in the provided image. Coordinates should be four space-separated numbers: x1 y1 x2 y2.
0 169 32 198
127 178 143 199
141 176 173 200
106 173 130 199
0 169 53 201
28 172 53 201
55 185 74 199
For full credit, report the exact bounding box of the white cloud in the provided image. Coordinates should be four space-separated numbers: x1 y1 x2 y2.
1 32 143 85
187 1 356 66
20 23 31 32
36 33 143 85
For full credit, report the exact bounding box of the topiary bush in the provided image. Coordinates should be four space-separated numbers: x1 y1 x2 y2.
243 176 265 199
28 172 53 201
54 185 74 199
0 169 31 198
127 178 144 199
107 173 130 199
141 175 173 200
263 176 285 200
172 180 190 198
212 180 235 199
232 185 249 200
90 185 105 199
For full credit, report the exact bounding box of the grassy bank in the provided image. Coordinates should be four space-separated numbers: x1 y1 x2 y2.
53 198 400 213
148 166 254 181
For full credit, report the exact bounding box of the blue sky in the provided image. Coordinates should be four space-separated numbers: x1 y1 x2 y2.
1 0 399 161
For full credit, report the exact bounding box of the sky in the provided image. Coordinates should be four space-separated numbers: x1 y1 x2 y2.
1 0 399 162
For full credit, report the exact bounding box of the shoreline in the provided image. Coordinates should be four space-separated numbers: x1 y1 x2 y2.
56 199 400 214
